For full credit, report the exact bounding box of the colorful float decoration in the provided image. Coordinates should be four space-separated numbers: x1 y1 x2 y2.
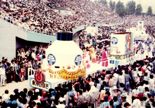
29 32 86 90
109 32 134 67
34 70 45 84
30 70 51 91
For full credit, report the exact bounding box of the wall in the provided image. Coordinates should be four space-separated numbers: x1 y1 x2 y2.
0 19 56 61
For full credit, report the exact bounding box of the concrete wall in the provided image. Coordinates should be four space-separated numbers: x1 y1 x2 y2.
0 22 26 61
0 19 55 61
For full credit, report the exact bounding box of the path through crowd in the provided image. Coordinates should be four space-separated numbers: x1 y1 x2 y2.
0 80 30 96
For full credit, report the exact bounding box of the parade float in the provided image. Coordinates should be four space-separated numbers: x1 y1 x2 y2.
109 32 135 67
129 21 149 41
127 21 153 59
29 32 86 90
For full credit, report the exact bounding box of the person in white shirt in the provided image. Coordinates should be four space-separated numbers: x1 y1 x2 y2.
31 51 36 60
56 97 66 108
118 71 125 91
2 90 9 102
132 88 138 97
0 64 6 86
137 84 144 94
132 97 142 108
89 85 99 108
118 71 125 84
149 75 155 90
113 73 118 86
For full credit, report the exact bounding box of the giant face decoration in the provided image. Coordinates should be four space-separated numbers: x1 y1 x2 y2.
30 32 86 91
45 37 84 70
43 40 86 80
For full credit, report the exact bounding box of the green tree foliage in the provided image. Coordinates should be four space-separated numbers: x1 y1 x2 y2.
135 4 142 15
147 6 153 15
116 1 126 17
126 1 136 15
109 0 116 11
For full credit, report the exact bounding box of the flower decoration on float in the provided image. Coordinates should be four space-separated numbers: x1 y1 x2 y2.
47 67 86 80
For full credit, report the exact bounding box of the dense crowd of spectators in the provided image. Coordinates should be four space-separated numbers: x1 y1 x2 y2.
0 55 155 108
146 25 155 38
0 0 155 38
0 0 155 108
0 27 155 108
120 15 155 39
0 44 48 85
0 0 155 45
0 0 118 35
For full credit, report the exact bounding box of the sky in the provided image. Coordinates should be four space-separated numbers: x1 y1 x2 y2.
109 0 155 13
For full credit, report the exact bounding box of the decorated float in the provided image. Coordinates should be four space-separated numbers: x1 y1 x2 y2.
109 32 135 67
127 21 153 59
128 21 149 41
29 32 86 90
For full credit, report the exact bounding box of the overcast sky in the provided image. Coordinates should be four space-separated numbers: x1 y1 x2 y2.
109 0 155 13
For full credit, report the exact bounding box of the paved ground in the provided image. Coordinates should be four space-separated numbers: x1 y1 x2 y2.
0 80 30 96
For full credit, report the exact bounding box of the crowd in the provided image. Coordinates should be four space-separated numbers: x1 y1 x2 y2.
0 0 155 40
0 0 155 108
0 44 48 86
0 55 155 108
0 28 155 108
0 0 117 35
121 15 155 39
146 25 155 38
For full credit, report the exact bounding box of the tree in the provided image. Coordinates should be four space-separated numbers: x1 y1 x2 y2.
126 1 136 15
135 4 142 15
147 6 153 15
116 1 126 17
99 0 107 5
109 1 116 11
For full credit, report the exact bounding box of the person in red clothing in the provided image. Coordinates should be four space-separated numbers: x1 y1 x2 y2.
102 48 108 67
20 65 25 81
